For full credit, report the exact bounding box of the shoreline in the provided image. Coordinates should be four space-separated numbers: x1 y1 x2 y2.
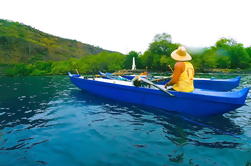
0 70 250 77
1 63 250 77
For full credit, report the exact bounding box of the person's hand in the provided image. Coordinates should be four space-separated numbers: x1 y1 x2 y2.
164 81 172 89
164 83 168 89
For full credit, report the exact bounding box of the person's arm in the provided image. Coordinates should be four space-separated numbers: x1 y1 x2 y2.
164 62 185 88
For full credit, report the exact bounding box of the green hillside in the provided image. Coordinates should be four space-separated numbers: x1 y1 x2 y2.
0 19 110 64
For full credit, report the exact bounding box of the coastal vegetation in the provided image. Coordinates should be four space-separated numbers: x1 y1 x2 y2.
0 20 251 76
4 52 125 76
0 19 109 64
122 33 251 73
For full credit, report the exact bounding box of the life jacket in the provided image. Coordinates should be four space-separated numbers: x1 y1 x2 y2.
173 62 194 92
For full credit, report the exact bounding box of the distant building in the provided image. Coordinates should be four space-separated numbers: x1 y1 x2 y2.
132 57 136 70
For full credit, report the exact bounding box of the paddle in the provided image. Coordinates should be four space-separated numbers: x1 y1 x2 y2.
168 64 174 72
75 69 80 75
151 76 170 83
136 77 174 97
99 71 129 81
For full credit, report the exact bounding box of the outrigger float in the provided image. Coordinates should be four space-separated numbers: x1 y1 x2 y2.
119 74 241 91
68 73 249 117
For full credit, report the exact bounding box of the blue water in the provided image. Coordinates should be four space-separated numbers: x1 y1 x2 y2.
0 75 250 166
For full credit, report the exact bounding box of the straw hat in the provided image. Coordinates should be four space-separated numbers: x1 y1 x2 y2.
171 46 192 61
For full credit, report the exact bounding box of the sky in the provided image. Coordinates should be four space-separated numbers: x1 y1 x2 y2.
1 0 251 54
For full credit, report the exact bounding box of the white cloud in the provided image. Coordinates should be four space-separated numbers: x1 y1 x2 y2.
1 0 251 54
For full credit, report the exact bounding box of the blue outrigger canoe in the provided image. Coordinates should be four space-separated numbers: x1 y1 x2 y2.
69 73 249 117
122 75 241 91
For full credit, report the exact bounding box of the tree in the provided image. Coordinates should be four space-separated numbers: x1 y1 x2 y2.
216 38 237 48
140 33 179 71
228 44 250 69
246 47 251 58
154 33 172 42
215 38 250 69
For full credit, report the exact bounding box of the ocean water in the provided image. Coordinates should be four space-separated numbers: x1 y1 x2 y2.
0 75 250 166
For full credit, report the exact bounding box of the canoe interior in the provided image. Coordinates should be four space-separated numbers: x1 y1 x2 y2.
121 75 241 91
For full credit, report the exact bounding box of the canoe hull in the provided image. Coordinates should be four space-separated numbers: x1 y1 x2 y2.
69 75 249 117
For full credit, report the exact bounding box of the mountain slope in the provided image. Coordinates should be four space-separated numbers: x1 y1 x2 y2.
0 19 111 64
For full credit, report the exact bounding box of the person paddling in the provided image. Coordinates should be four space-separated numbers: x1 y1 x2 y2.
164 46 194 92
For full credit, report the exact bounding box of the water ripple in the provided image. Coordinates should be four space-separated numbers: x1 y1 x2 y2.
0 75 250 166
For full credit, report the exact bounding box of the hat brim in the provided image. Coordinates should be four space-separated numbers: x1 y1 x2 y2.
171 51 192 61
